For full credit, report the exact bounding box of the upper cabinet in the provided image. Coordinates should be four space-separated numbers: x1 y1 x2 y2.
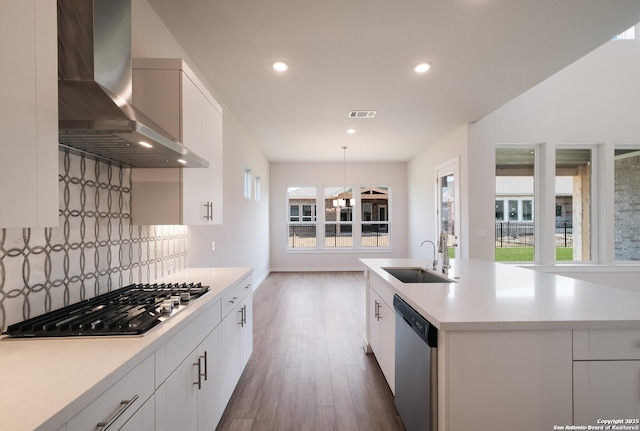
130 58 223 225
0 0 58 228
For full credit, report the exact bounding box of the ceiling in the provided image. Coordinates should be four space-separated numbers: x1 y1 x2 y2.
146 0 640 163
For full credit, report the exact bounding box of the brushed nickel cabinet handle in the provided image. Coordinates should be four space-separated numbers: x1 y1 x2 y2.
203 351 208 381
204 202 213 221
194 356 203 389
96 394 139 430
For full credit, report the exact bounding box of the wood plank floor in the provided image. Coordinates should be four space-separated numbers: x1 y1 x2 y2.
216 272 404 431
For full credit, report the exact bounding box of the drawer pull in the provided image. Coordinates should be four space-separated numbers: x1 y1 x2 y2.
96 395 139 430
204 202 213 221
203 350 208 382
194 352 208 390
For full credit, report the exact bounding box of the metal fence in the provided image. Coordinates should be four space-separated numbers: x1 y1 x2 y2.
288 224 317 248
324 223 353 247
362 224 389 247
495 222 573 248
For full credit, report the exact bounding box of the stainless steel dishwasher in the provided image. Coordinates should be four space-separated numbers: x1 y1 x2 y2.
393 294 438 431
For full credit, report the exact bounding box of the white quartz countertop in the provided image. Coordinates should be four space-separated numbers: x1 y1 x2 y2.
0 267 252 431
361 258 640 331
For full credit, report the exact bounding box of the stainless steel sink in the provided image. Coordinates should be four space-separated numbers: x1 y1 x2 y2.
382 267 456 284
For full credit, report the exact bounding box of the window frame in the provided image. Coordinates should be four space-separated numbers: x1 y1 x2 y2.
287 186 318 249
555 144 597 263
360 185 390 249
286 184 392 251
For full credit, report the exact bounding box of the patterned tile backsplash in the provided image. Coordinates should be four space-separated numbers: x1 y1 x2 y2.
0 151 187 332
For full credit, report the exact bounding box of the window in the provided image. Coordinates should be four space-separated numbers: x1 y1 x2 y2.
243 168 252 199
556 148 592 262
287 187 317 248
289 204 300 222
614 26 636 40
255 176 261 202
495 201 504 221
508 200 519 221
614 147 640 261
361 186 389 247
523 200 533 221
324 186 353 247
302 204 316 222
495 147 536 262
287 184 391 250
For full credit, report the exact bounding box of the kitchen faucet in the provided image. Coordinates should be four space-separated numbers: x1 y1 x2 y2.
439 230 451 274
420 240 437 271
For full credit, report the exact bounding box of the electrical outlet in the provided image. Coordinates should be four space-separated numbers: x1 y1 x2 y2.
211 241 216 252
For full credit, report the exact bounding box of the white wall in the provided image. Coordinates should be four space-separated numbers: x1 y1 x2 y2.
407 125 469 260
270 162 407 271
188 112 270 282
132 0 270 285
465 31 640 286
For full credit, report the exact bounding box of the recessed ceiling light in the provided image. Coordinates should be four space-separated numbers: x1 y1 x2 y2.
272 61 289 72
413 62 432 73
138 141 153 148
346 128 357 134
177 159 187 165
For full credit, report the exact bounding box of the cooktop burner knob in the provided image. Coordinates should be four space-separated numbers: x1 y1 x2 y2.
170 295 181 306
160 300 173 314
180 292 190 303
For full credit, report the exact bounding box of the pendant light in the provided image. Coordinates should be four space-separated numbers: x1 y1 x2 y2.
334 146 349 208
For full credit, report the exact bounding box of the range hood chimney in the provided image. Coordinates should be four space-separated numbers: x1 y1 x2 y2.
57 0 208 168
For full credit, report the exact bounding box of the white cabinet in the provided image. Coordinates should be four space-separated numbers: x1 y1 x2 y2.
156 274 252 431
219 276 253 406
156 327 221 431
131 58 223 225
444 329 573 431
240 292 253 369
120 395 155 431
574 361 640 424
367 273 395 393
219 300 243 405
0 0 58 228
66 354 155 431
573 329 640 424
197 328 224 431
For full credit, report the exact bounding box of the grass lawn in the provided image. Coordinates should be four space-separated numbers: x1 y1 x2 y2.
496 247 573 261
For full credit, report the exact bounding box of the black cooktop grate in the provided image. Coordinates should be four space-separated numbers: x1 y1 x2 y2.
3 283 209 338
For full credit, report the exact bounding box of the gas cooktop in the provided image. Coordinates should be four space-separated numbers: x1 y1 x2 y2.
2 282 209 338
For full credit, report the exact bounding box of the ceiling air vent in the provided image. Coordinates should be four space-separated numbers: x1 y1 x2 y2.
348 110 377 118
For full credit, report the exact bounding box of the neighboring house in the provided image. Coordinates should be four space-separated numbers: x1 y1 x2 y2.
495 177 573 224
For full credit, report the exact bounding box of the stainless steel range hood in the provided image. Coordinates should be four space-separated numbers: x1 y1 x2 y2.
57 0 208 168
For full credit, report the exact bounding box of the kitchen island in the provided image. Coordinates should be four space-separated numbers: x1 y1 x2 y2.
0 267 252 431
361 258 640 431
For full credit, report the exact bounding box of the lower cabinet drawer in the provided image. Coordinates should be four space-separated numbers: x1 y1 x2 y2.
119 393 155 431
369 272 395 309
574 328 640 360
67 354 154 431
221 275 251 318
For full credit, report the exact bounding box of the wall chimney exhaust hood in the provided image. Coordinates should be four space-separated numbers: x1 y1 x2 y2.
57 0 208 168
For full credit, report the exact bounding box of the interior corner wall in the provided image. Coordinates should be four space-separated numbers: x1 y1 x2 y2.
132 0 270 285
466 32 640 283
407 125 469 260
187 111 270 283
269 162 407 271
